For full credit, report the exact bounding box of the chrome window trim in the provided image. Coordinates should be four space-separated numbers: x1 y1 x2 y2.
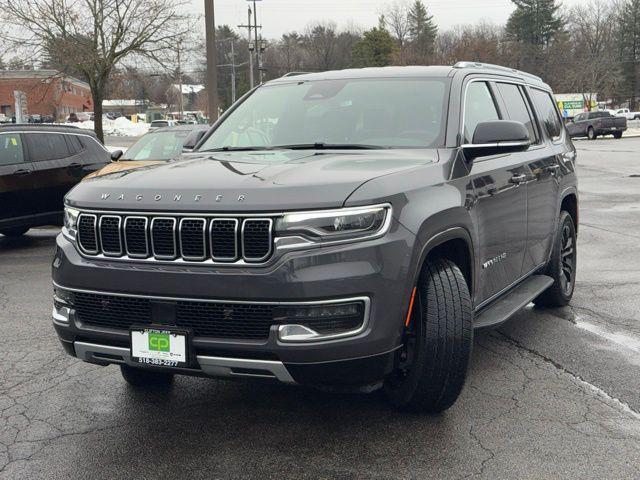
150 217 177 260
98 215 122 257
179 217 207 261
209 218 239 262
241 218 274 262
53 281 370 345
77 213 98 255
123 216 149 258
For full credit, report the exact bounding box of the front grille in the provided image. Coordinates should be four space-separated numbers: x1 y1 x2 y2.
79 212 274 264
70 291 365 340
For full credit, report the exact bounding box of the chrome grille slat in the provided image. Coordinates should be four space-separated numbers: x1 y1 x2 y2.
76 213 273 264
98 215 122 256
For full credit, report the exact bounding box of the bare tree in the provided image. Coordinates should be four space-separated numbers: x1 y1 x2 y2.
0 0 191 141
383 1 411 64
303 22 339 71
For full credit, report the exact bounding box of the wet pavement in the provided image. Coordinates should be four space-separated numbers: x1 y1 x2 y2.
0 138 639 479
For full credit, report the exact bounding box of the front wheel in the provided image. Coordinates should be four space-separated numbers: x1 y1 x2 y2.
384 259 473 413
613 131 623 139
587 127 597 140
534 211 577 307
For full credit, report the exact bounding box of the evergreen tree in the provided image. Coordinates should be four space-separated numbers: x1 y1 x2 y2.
617 0 640 109
352 27 396 67
408 1 438 61
505 0 563 47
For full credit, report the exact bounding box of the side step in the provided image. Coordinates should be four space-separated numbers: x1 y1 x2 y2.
474 274 554 330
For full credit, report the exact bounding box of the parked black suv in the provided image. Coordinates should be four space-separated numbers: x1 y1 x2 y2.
0 125 110 237
52 63 578 412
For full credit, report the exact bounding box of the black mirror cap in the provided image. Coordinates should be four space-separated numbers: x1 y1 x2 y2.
464 120 531 160
110 150 124 162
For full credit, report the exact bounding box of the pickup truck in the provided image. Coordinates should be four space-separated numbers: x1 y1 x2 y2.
566 111 627 139
611 108 640 120
52 62 579 413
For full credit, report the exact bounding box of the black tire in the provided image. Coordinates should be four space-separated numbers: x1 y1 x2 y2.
587 127 597 140
613 131 623 139
384 258 473 413
534 211 577 308
0 226 29 237
120 365 174 388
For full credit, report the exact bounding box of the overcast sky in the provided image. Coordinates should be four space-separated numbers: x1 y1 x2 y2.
189 0 584 38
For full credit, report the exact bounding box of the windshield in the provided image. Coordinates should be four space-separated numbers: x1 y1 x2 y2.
199 78 449 151
123 130 191 161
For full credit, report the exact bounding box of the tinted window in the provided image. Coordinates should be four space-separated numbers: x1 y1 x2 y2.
496 83 537 143
589 111 610 119
66 134 85 154
531 89 563 141
0 133 25 166
26 133 71 161
463 82 500 143
151 121 169 127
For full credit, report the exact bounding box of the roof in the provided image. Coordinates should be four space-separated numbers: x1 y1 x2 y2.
0 69 90 90
0 124 97 136
103 99 149 107
269 63 550 89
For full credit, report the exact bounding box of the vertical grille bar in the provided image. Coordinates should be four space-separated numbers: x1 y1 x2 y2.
150 217 177 259
210 218 239 261
179 218 207 261
124 216 149 258
77 214 98 254
242 219 273 262
98 215 122 256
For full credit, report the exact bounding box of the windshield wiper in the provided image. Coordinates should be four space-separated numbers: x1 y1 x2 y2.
274 142 384 150
200 146 275 152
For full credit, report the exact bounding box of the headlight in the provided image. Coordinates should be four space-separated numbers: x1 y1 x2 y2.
275 204 391 243
63 206 80 240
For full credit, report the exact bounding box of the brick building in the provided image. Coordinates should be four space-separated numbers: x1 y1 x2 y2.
0 70 92 120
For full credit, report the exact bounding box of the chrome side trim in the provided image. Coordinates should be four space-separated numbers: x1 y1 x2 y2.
73 341 296 384
98 215 122 257
241 218 274 262
150 217 177 260
179 217 207 261
77 214 98 255
123 216 149 258
209 218 239 262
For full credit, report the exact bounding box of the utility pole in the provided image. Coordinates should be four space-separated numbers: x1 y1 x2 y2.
230 40 237 103
177 40 184 118
253 0 259 84
204 0 218 122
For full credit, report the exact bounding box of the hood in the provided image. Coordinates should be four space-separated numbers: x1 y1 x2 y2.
67 149 437 212
83 160 166 180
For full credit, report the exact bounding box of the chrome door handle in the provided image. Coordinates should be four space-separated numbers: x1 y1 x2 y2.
510 173 527 184
13 168 32 176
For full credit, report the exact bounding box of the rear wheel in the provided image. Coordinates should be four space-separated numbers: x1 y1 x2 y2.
120 365 174 388
534 211 577 307
613 131 623 139
384 259 473 413
587 127 597 140
0 226 29 237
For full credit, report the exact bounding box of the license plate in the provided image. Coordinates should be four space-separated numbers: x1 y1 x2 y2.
130 327 188 368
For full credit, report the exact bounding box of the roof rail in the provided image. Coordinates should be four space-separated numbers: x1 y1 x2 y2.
0 123 79 129
453 61 543 82
282 71 310 77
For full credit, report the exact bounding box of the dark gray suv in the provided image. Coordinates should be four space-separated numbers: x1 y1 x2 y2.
52 62 578 413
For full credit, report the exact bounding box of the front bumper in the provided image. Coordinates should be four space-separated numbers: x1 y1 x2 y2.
52 218 417 386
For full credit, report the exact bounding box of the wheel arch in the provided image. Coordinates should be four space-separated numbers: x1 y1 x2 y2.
560 190 579 233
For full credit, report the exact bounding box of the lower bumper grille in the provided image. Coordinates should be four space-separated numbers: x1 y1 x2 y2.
70 291 366 341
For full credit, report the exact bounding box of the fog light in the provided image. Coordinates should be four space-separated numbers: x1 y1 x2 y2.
53 287 75 307
276 300 367 343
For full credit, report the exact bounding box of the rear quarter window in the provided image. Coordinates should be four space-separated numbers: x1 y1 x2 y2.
531 89 563 141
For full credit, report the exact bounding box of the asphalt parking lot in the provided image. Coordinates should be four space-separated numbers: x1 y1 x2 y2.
1 138 639 479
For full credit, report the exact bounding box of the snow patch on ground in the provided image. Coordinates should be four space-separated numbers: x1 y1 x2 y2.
62 117 149 137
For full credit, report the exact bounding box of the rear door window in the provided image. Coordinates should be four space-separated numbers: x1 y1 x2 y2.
0 133 25 166
463 82 500 143
26 133 71 161
531 89 563 141
496 83 538 143
66 134 85 154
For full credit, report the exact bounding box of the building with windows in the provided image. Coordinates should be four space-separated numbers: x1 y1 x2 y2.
0 70 92 121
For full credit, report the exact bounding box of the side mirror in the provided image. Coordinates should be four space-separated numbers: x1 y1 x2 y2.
463 120 530 161
110 150 123 162
182 130 207 153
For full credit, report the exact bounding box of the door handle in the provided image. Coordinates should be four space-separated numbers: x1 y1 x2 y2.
68 163 82 169
510 173 527 185
13 168 32 177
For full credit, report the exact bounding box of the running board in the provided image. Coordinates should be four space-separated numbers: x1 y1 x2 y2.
474 274 554 330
